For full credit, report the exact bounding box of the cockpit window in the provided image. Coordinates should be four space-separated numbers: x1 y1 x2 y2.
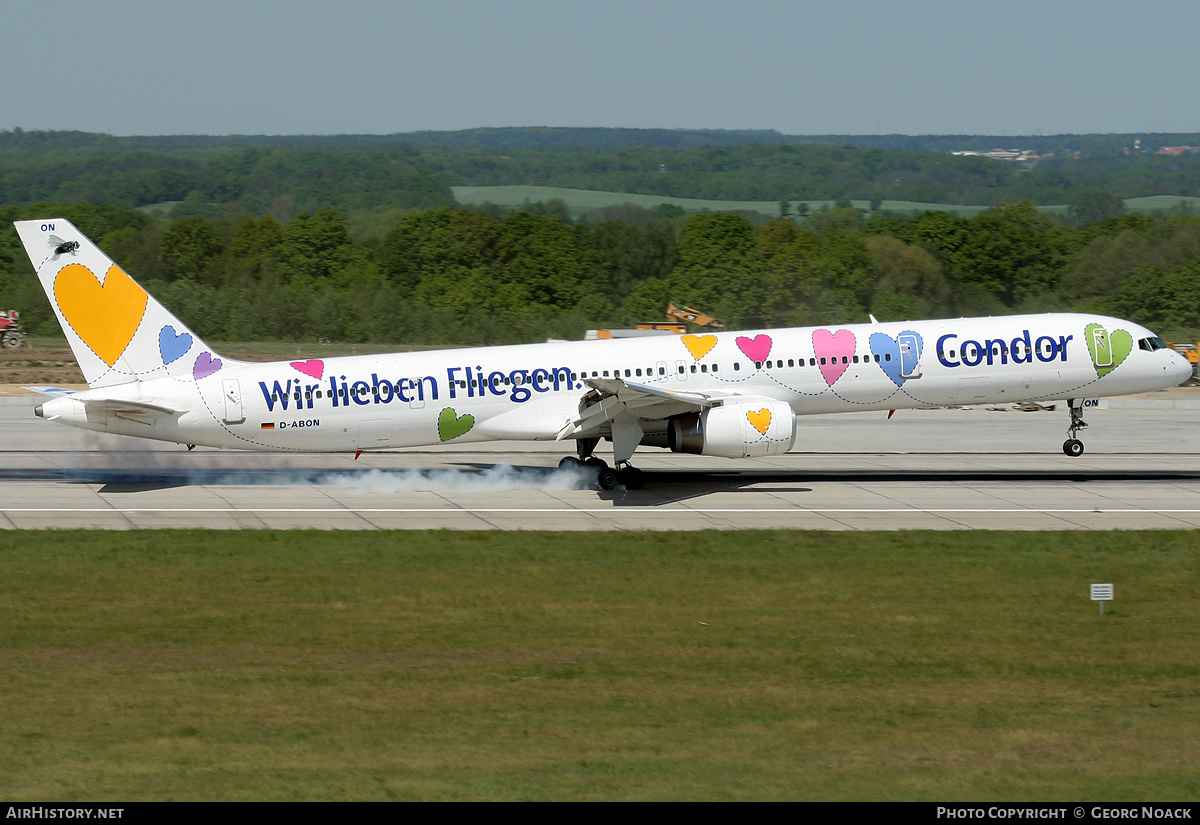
1138 336 1168 351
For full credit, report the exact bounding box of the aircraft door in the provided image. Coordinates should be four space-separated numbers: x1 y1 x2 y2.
956 376 990 403
675 359 687 382
222 379 245 424
899 332 922 379
358 418 392 448
1090 326 1113 368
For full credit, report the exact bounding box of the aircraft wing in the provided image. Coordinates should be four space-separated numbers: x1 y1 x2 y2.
555 376 733 441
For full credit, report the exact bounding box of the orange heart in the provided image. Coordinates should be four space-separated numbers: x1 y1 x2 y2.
55 264 149 367
746 408 772 436
682 334 717 360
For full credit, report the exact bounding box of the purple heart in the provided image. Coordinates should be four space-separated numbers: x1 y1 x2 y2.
193 352 223 380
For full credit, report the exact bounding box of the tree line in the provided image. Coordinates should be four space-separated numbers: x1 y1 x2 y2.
4 199 1200 347
4 130 1200 217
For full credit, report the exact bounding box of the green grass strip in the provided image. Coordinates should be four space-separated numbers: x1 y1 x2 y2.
2 530 1198 801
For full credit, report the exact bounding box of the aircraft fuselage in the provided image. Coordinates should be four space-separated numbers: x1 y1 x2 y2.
37 313 1190 453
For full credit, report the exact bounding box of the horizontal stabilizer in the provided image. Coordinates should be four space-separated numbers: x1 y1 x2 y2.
82 398 182 419
20 386 78 398
34 394 184 425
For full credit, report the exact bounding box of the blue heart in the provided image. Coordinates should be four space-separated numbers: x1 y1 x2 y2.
870 331 923 387
158 325 193 365
870 333 904 386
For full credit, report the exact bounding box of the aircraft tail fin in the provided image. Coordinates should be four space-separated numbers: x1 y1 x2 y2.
13 219 226 389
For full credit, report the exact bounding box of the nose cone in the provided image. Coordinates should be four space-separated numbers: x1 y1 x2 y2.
1174 353 1194 385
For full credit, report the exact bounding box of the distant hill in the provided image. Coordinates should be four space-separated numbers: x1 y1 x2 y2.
383 128 1200 158
3 127 1200 213
7 126 1200 156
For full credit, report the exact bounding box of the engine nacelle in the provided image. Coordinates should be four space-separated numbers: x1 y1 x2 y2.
668 398 797 459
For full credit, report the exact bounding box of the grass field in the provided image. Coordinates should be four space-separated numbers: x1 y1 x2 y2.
451 185 997 219
452 186 1200 221
2 530 1199 801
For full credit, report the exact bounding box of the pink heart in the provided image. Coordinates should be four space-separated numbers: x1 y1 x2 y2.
291 359 324 380
812 328 857 386
193 352 223 380
736 334 772 364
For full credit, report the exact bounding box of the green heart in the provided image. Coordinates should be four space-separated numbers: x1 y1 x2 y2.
437 407 475 442
1084 323 1133 377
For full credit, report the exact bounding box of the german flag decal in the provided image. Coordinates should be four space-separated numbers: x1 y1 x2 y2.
260 422 275 430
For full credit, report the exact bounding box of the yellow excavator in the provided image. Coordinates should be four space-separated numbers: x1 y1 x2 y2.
635 302 726 334
586 303 725 340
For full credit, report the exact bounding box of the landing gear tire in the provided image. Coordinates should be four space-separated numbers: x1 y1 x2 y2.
558 455 583 470
597 467 620 490
1063 399 1089 457
583 456 609 470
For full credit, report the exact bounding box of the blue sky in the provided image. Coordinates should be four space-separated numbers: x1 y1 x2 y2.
3 0 1197 136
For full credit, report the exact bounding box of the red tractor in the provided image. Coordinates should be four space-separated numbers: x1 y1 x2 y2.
0 310 25 349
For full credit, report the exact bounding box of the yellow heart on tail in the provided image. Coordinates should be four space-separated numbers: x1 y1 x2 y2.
54 264 148 367
746 408 772 436
682 334 717 360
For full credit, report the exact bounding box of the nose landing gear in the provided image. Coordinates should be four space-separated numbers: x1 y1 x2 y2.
1063 398 1088 457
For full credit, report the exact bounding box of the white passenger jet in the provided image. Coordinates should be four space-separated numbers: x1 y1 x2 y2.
14 219 1192 489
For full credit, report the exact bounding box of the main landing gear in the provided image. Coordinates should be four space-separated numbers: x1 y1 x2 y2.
558 438 644 490
1063 398 1088 457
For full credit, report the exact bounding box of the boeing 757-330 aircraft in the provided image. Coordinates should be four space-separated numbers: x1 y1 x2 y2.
14 219 1193 489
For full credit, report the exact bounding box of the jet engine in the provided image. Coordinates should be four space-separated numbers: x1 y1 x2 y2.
667 398 796 459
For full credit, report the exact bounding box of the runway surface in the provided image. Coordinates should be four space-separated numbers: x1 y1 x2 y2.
2 396 1200 530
